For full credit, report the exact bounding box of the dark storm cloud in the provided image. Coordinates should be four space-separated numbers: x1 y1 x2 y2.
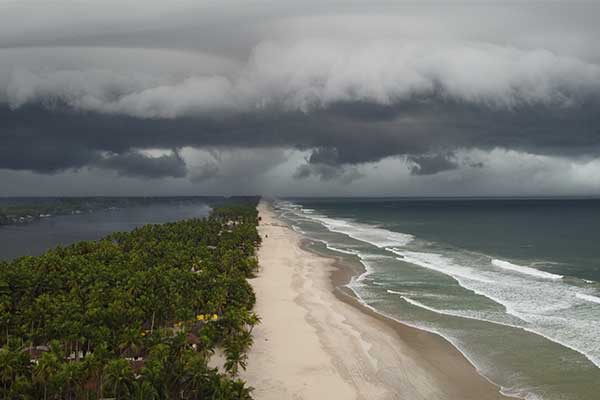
187 148 287 183
0 1 600 187
408 153 458 176
94 149 187 179
306 147 340 165
3 96 598 173
189 161 220 182
293 163 363 183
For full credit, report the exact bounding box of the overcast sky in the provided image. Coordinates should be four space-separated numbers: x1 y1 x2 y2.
1 0 599 196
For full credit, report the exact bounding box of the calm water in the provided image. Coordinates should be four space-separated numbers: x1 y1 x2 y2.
0 202 211 260
276 198 600 400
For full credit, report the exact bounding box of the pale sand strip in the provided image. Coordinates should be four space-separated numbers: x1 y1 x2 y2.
242 201 508 400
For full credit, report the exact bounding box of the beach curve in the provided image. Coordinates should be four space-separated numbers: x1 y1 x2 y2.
241 200 509 400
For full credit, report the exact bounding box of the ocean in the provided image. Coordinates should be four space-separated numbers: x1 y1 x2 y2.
275 198 600 400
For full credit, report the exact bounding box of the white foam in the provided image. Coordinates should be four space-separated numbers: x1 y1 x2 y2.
342 286 531 400
492 259 563 280
323 243 388 264
326 245 359 255
576 293 600 304
402 294 600 373
401 296 531 329
388 250 600 367
355 259 375 283
277 200 600 369
385 247 404 256
304 214 413 248
358 253 392 261
395 251 494 284
402 296 445 313
291 224 305 234
386 289 403 295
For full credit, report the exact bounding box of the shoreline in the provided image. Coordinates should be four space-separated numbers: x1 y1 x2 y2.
243 200 510 399
304 239 517 399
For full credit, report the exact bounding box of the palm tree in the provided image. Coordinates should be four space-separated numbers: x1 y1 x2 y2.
118 327 144 358
0 201 263 398
83 343 109 399
223 330 253 376
103 359 134 400
0 344 30 397
229 379 253 400
138 361 166 399
131 380 160 400
0 347 16 395
180 354 210 399
211 375 253 400
57 360 84 400
33 351 60 400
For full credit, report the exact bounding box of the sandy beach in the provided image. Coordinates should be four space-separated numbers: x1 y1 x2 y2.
241 201 509 400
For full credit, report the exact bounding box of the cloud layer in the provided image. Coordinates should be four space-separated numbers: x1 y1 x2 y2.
0 1 599 194
4 41 599 117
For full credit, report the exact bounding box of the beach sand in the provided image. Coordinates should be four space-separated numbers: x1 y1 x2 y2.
241 201 509 400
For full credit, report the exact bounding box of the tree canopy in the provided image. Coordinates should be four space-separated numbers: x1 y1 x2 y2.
0 198 261 399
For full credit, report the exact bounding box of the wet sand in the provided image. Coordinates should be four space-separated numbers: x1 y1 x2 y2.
241 201 509 399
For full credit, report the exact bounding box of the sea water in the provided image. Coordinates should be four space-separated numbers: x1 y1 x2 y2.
275 198 600 400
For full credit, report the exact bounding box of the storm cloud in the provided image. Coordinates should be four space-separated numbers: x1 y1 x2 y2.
408 153 459 176
94 149 187 179
1 1 599 194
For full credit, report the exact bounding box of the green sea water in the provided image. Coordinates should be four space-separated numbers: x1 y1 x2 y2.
276 198 600 400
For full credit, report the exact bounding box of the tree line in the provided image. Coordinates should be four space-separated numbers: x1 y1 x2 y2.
0 198 262 399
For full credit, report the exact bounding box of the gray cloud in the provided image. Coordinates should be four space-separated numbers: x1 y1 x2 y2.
187 148 288 183
293 147 364 182
189 161 220 182
3 41 599 118
293 163 364 183
408 153 459 176
0 1 599 194
94 149 187 179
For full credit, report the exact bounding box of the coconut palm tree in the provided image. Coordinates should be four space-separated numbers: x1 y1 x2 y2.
82 343 109 399
103 359 134 400
33 351 60 400
56 360 84 400
0 200 263 398
131 379 160 400
118 327 144 358
180 354 210 399
0 346 17 395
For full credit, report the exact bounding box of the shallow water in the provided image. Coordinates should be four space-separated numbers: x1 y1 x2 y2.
276 198 600 400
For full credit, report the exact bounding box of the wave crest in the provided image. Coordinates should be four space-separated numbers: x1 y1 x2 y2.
492 259 563 280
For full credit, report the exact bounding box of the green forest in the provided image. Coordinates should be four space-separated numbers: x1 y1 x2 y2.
0 199 262 399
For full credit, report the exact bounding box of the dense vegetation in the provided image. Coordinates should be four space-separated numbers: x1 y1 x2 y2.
0 198 261 399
